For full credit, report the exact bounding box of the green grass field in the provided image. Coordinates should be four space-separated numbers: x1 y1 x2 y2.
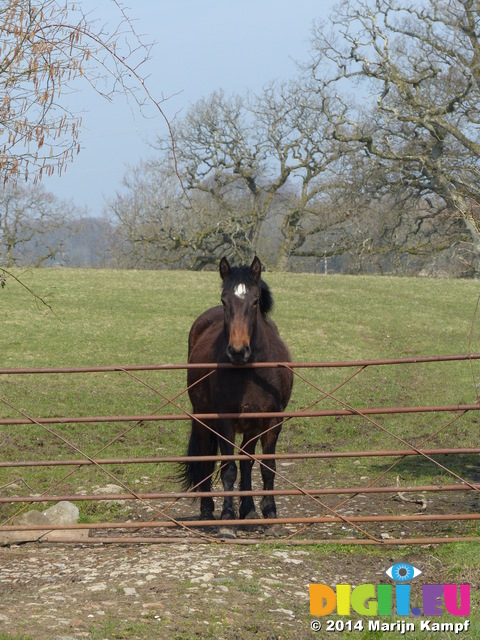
1 268 480 639
1 268 480 523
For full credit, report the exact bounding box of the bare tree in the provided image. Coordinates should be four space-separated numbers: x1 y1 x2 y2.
155 84 348 268
252 82 351 269
0 183 75 267
0 0 166 183
106 155 257 270
307 0 480 267
106 159 191 269
0 1 178 306
158 90 266 264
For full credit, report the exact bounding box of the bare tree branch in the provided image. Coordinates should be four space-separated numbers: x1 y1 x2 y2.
306 0 480 262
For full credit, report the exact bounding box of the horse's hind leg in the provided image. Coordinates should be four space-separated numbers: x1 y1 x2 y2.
198 427 216 520
184 420 216 520
199 462 215 520
259 422 281 519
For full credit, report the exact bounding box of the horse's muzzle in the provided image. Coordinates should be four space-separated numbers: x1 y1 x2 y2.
226 343 251 365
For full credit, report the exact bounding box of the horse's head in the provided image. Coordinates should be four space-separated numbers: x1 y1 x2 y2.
219 256 273 365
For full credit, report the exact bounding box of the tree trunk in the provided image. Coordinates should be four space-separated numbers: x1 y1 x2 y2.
446 193 480 276
275 209 302 271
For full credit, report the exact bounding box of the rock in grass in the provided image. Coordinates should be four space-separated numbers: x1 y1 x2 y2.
0 501 85 544
14 509 51 526
43 501 79 525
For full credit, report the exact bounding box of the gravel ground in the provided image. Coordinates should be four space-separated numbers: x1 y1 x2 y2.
1 472 478 639
0 541 409 640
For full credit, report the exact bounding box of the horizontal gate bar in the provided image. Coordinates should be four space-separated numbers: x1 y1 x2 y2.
2 356 479 548
2 403 480 426
1 512 479 531
22 536 477 546
2 483 477 504
1 447 478 468
1 353 480 375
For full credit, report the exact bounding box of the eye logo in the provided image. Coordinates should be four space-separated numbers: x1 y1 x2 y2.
385 563 422 582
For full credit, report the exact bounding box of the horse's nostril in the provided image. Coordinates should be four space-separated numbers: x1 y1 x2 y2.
227 343 251 363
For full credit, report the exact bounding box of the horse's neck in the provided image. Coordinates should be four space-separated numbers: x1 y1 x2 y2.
251 316 271 362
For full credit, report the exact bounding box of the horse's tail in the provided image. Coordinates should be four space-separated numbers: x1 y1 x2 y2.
179 421 218 492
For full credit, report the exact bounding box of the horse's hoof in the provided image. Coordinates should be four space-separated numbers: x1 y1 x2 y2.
239 510 263 532
218 526 237 539
264 523 284 538
199 513 215 521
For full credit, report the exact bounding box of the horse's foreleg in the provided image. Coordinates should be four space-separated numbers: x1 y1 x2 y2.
217 421 237 522
259 422 281 519
239 432 259 520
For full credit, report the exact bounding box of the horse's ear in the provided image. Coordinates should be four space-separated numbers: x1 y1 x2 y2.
219 257 231 280
250 256 262 282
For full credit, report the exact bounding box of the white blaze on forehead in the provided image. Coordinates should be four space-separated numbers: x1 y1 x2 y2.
234 283 247 299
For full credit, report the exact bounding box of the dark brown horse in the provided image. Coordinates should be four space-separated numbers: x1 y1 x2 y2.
180 256 293 535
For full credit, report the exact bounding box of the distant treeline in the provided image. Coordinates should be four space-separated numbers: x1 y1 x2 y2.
29 211 476 278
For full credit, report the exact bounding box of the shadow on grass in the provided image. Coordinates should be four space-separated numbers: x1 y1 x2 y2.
372 453 480 484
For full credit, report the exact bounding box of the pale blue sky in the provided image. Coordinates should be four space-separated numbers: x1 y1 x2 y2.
45 1 335 217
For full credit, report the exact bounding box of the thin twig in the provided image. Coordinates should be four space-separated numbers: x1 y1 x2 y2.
0 267 60 320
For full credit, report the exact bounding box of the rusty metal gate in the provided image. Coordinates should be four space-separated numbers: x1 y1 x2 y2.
1 355 479 545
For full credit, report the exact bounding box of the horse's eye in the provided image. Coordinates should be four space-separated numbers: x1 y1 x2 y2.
253 299 259 307
221 298 226 306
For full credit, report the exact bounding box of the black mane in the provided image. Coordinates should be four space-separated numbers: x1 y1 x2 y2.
221 265 274 315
